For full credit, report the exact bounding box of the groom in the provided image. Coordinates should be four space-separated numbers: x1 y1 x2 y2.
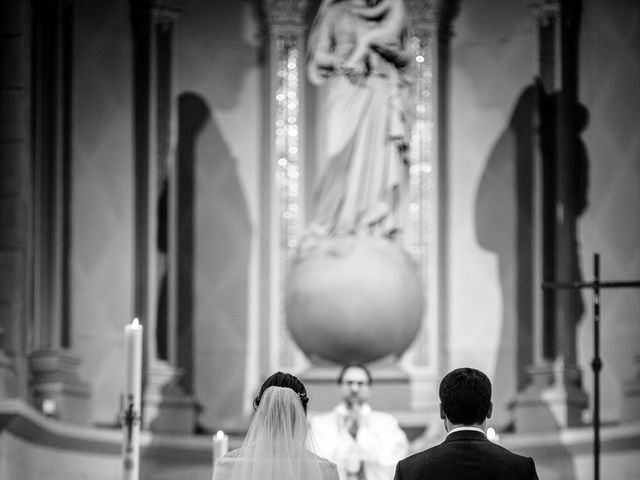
394 367 539 480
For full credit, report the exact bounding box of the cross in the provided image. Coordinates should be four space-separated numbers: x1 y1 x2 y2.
542 253 640 480
121 394 140 454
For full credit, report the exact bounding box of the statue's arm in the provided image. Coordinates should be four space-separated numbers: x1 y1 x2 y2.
371 38 412 69
308 9 344 85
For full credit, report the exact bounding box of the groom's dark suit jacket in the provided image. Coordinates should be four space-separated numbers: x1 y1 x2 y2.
394 430 539 480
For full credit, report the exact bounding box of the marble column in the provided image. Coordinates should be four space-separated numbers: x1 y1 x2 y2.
513 0 588 432
0 0 27 401
402 0 458 418
24 0 92 424
260 0 309 375
130 0 196 433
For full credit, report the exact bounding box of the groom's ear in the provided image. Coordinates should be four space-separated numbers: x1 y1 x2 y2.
486 402 493 420
439 403 446 420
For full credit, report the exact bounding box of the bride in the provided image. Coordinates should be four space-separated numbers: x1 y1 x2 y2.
213 372 339 480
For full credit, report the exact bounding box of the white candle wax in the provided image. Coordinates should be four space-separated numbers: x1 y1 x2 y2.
123 318 143 480
125 318 143 411
213 430 229 461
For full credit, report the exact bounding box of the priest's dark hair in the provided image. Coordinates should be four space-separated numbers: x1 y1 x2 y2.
337 363 373 385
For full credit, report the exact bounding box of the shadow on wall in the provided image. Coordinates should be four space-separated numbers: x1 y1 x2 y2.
475 85 537 431
152 92 211 434
474 81 590 434
175 93 211 396
196 96 252 429
172 0 257 430
175 83 253 430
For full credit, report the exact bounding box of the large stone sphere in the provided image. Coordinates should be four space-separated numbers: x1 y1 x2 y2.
285 236 424 364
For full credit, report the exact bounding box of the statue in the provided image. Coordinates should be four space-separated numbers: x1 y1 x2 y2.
304 0 413 246
286 0 422 366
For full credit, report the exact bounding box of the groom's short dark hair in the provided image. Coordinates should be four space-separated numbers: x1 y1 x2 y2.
439 367 491 425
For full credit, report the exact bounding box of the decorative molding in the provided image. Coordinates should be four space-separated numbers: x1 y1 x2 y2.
406 0 460 40
263 0 309 37
406 0 438 40
28 349 92 425
530 0 561 26
530 0 582 28
406 0 439 23
0 397 220 456
263 0 307 26
513 360 588 432
142 362 195 433
131 0 183 29
0 347 16 398
134 0 183 15
622 354 640 422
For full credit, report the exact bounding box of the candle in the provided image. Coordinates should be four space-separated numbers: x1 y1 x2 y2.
123 318 143 480
213 430 229 461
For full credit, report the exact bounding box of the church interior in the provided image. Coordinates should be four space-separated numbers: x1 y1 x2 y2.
1 0 639 479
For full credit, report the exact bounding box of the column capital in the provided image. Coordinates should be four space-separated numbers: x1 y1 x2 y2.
263 0 309 37
407 0 460 42
529 0 581 27
131 0 183 26
406 0 438 41
530 0 560 24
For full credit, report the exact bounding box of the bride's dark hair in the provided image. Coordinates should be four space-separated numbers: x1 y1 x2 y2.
253 371 309 412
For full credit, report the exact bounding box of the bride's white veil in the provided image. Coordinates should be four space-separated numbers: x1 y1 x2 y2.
213 386 337 480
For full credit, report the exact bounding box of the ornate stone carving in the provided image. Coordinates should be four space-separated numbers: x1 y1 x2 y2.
406 0 439 28
406 0 459 42
530 0 581 28
263 0 309 37
29 349 92 424
136 0 183 14
529 0 561 26
131 0 183 27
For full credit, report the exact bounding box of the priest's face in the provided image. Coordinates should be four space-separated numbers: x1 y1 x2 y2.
340 366 371 407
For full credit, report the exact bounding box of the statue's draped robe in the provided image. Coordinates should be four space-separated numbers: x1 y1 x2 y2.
307 1 411 241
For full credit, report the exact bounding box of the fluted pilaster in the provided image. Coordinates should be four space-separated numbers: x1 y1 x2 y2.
513 0 588 433
131 0 196 433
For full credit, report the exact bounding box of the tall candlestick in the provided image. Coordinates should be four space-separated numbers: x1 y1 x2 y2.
123 318 143 480
213 430 229 461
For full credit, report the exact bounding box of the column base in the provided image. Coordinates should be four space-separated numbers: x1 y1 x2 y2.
143 360 196 433
512 360 588 432
621 354 640 421
28 349 92 424
0 348 16 397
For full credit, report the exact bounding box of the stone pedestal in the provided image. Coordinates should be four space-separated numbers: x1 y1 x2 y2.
143 361 196 433
621 354 640 422
28 349 91 424
513 361 588 432
0 349 16 398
